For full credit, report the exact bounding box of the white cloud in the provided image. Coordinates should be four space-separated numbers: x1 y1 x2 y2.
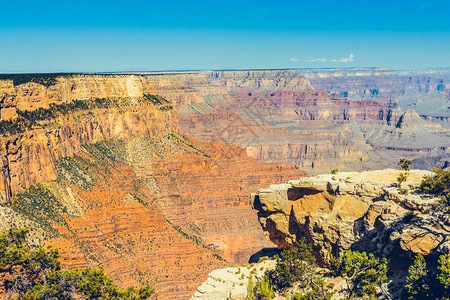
331 53 355 63
289 57 299 62
305 58 327 62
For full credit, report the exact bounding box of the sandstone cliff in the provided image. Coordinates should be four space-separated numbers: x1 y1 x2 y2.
192 168 450 299
0 102 178 201
251 169 449 264
0 133 304 299
0 74 156 118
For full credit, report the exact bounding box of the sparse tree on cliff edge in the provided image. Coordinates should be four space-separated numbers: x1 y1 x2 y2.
246 276 275 300
405 253 430 299
397 158 412 190
405 253 450 299
0 227 154 300
420 168 450 210
398 159 412 171
338 250 388 299
267 238 316 290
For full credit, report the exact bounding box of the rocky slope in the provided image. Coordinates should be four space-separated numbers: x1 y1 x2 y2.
191 260 276 300
3 70 447 175
6 134 303 299
1 71 449 298
0 105 178 199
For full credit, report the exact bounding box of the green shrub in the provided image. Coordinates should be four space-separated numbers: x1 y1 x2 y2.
420 168 450 206
398 159 412 171
438 254 450 290
291 276 335 300
337 250 387 299
331 169 338 175
267 238 316 290
246 276 275 300
397 172 409 188
405 254 430 298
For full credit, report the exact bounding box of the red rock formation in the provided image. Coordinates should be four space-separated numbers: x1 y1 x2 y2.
0 73 307 299
0 74 156 117
45 149 229 299
13 134 303 299
0 106 178 198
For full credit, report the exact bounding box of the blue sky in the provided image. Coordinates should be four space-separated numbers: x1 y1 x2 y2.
0 0 449 72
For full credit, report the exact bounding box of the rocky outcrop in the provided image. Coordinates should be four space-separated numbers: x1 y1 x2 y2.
191 260 276 300
0 132 305 299
252 169 449 264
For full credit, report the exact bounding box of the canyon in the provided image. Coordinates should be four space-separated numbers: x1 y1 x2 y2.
0 69 448 298
174 69 449 174
0 73 304 299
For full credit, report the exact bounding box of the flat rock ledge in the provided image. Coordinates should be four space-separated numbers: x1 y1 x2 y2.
191 260 275 300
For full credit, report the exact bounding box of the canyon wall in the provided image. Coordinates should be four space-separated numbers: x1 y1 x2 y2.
0 106 178 198
0 74 306 299
201 70 449 173
3 70 447 177
0 74 156 117
0 134 303 299
0 71 449 298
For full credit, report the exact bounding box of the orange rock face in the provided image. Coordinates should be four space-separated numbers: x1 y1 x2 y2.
0 106 179 198
0 75 156 115
0 73 306 298
44 149 228 299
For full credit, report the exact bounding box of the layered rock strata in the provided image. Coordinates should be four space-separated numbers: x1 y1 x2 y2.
0 104 178 200
303 67 450 124
2 71 448 176
0 73 308 298
0 74 156 117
